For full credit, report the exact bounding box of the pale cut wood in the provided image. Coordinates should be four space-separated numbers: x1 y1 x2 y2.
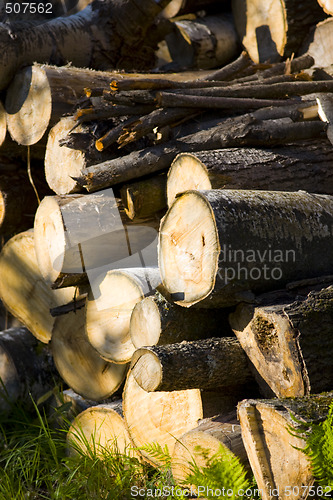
166 15 239 70
0 101 6 147
159 189 333 308
123 370 203 466
229 285 333 398
129 292 231 349
34 193 159 288
51 308 128 401
85 268 161 364
232 0 325 63
0 230 75 343
120 174 167 220
162 0 226 18
130 338 252 392
67 401 138 458
167 141 333 206
238 395 333 500
317 0 333 14
0 327 59 413
172 416 249 486
300 18 333 68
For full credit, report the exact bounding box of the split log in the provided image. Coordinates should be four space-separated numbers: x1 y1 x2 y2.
85 268 162 364
231 0 325 63
79 116 326 191
166 140 333 206
123 370 204 466
229 285 333 398
158 189 333 308
120 174 167 220
5 64 114 146
67 400 138 458
171 416 249 486
44 116 117 195
0 0 171 91
129 291 232 349
238 394 333 500
130 337 253 392
34 193 159 288
165 15 239 70
51 307 128 400
300 18 333 68
0 230 76 342
0 327 59 412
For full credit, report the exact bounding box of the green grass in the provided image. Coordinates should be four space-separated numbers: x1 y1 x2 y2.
0 390 256 500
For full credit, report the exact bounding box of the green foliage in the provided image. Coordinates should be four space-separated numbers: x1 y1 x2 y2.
289 401 333 495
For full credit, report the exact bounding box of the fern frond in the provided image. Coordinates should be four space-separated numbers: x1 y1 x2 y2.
139 442 172 466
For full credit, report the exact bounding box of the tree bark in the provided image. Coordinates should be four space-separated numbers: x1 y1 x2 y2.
67 400 139 458
171 416 249 487
79 117 326 191
85 268 162 364
230 285 333 398
122 370 204 466
33 193 159 288
232 0 325 63
166 15 239 70
159 189 333 308
0 230 76 343
130 337 253 392
129 291 232 349
51 307 128 400
237 394 333 500
0 327 59 413
166 140 333 206
120 174 167 220
158 92 293 109
0 0 170 90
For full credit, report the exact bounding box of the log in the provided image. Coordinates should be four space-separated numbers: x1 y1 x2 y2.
0 327 60 413
85 268 162 364
166 140 333 206
165 15 239 70
51 307 128 400
120 174 167 220
79 116 326 191
67 400 138 458
5 64 115 146
229 285 333 398
231 0 325 63
162 0 227 18
44 116 117 195
300 18 333 68
123 370 204 466
237 394 333 500
158 189 333 308
129 291 232 349
317 0 333 14
34 193 159 288
171 415 249 486
0 101 6 147
130 337 253 392
0 230 76 342
0 0 171 91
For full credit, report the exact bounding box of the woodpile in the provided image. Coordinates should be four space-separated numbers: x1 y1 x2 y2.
1 0 333 497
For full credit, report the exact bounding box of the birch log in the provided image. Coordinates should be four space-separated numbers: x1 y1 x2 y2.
0 230 75 342
229 285 333 398
238 394 333 500
166 141 333 206
158 189 333 308
129 291 232 349
51 308 128 400
232 0 325 63
85 268 161 364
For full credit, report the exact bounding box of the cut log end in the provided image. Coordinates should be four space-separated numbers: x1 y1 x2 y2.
167 153 212 206
129 297 162 347
6 65 52 146
45 117 86 195
317 0 333 14
159 190 219 307
131 350 162 392
0 102 7 147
